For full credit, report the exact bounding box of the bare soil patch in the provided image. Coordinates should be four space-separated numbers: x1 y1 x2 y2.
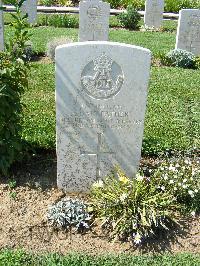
0 152 199 255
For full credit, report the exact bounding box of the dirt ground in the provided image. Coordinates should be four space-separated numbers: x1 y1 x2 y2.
0 152 199 255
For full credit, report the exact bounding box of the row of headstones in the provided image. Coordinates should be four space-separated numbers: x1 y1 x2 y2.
81 0 200 55
145 1 200 56
0 0 200 55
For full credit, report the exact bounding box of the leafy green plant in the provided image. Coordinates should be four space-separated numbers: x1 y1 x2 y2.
38 0 55 6
0 53 28 174
5 0 31 60
8 178 17 199
50 14 78 28
0 0 30 175
9 191 17 200
47 197 92 232
37 14 79 28
118 5 141 30
90 167 179 245
165 0 200 13
38 0 73 6
8 179 17 189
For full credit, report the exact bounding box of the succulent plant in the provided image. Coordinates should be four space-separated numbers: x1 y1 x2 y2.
47 197 91 231
166 49 195 68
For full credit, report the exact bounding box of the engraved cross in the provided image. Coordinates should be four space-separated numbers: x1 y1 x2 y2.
80 133 113 179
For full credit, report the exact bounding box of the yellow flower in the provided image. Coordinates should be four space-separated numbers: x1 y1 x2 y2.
118 174 129 184
87 206 94 212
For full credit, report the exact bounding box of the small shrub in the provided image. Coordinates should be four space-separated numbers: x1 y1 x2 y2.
38 0 73 6
13 40 34 62
0 0 30 175
90 167 178 245
47 197 91 231
152 156 200 214
48 14 78 28
38 14 79 28
38 0 55 6
155 51 173 67
46 37 73 61
118 5 141 30
165 49 195 68
0 53 28 174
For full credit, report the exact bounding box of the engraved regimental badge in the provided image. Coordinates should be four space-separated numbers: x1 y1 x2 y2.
87 5 102 21
81 53 124 100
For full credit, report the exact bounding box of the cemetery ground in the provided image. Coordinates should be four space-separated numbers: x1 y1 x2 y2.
0 16 200 262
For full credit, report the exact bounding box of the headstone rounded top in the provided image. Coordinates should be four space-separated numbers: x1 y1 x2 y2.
56 41 151 56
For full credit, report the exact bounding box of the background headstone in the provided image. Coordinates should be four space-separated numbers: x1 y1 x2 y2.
176 9 200 55
21 0 37 24
0 0 4 51
144 0 164 28
79 0 110 41
56 41 151 192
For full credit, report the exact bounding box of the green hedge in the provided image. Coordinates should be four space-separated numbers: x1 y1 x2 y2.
3 0 200 12
107 0 200 11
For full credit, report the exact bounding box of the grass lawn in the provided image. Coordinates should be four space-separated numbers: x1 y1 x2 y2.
21 62 200 154
0 250 199 266
5 26 176 56
3 19 199 154
4 14 177 56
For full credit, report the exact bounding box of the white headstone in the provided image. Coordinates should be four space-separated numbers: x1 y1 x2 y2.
144 0 164 28
21 0 37 24
0 0 4 51
79 0 110 41
56 41 151 192
176 9 200 55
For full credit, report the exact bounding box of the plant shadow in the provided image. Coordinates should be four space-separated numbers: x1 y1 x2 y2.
0 149 57 191
128 218 191 254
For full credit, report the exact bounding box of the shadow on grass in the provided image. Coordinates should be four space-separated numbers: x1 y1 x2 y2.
0 148 57 191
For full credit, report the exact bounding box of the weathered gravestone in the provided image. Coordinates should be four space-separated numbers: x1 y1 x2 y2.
21 0 37 24
79 0 110 41
144 0 164 28
56 41 151 192
176 9 200 55
0 0 4 51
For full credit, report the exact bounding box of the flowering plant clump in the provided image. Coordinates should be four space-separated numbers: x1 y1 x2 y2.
152 156 200 214
90 167 178 245
165 49 196 68
47 197 92 232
